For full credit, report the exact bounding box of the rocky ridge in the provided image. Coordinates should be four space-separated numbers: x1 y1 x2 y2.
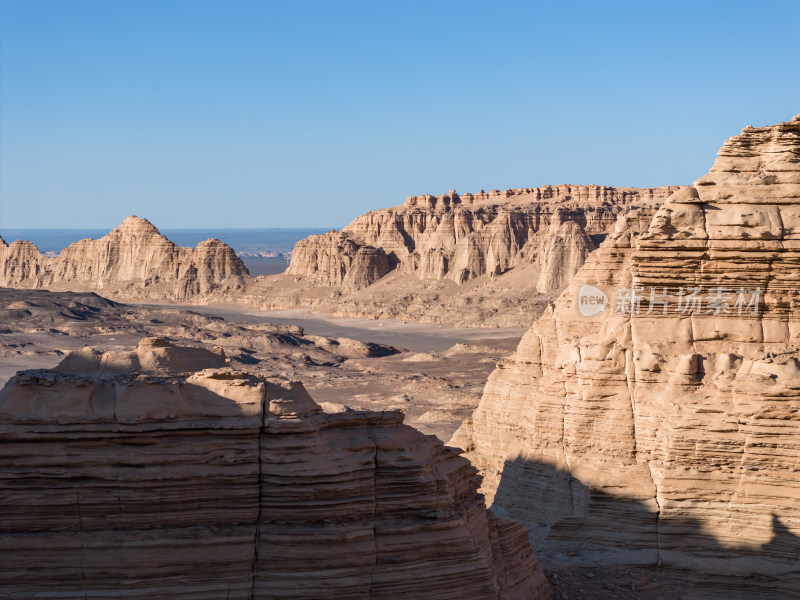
451 114 800 597
0 215 249 301
252 184 681 327
0 338 551 599
0 187 682 326
288 185 681 290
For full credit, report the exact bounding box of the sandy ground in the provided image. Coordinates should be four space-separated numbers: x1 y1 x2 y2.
141 303 526 441
164 304 528 352
2 292 524 442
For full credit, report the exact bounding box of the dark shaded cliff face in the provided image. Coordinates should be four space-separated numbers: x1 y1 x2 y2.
0 215 249 301
0 340 552 600
452 115 800 598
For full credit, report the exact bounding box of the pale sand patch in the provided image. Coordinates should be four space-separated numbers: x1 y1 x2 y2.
158 303 527 353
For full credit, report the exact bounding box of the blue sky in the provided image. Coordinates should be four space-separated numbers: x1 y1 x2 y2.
1 0 798 229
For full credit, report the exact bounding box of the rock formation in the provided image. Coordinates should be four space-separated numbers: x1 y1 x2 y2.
451 114 800 597
534 209 596 293
289 185 681 291
0 215 249 301
286 230 392 290
0 189 682 326
0 338 551 599
244 184 683 327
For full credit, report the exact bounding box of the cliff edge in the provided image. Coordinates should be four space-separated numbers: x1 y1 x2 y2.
452 114 800 597
0 338 552 599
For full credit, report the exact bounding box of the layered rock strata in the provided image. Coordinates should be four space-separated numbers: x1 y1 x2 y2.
452 114 800 597
285 230 391 290
0 339 551 599
288 185 681 292
0 215 248 301
0 187 682 326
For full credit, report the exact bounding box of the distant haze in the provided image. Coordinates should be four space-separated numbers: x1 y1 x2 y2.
1 1 798 229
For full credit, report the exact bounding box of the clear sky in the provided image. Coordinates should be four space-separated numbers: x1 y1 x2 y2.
1 0 798 229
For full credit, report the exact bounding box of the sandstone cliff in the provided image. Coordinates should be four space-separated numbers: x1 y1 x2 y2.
451 114 800 597
0 189 683 326
0 338 551 599
0 215 249 301
285 230 391 290
248 184 683 327
289 185 680 291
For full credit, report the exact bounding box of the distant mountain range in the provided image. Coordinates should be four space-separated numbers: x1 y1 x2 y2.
0 227 330 256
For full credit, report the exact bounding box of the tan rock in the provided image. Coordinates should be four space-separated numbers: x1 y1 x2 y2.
286 230 392 291
452 114 800 597
243 184 683 327
0 190 683 326
0 215 248 301
0 342 551 599
535 209 595 293
333 184 680 290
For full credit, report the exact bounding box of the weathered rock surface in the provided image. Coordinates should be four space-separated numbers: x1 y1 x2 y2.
0 216 249 301
0 189 681 326
0 287 520 442
452 114 800 597
290 185 679 290
286 230 392 290
249 185 682 326
0 339 551 599
534 209 596 293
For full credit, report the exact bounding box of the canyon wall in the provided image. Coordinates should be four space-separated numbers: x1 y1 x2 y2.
0 188 683 326
285 230 392 290
0 215 249 301
0 338 551 599
288 184 682 292
451 114 800 597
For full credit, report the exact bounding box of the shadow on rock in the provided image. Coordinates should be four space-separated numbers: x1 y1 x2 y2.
492 456 800 599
